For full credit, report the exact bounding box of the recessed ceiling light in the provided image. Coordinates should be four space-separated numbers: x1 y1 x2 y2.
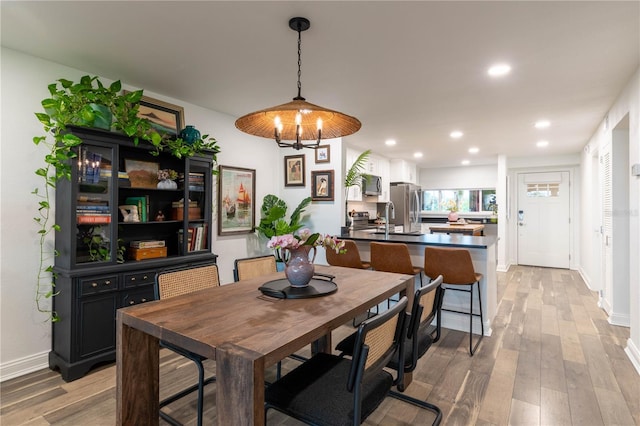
468 147 479 154
488 63 511 77
536 140 549 148
461 160 470 165
413 152 423 158
450 131 463 139
385 139 396 146
535 120 550 129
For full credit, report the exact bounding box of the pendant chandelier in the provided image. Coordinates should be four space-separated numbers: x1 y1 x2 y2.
235 17 361 150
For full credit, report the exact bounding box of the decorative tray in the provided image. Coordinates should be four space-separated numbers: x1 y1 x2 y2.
258 273 337 299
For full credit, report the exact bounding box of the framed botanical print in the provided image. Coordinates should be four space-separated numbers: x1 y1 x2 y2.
284 154 305 187
218 165 256 235
311 170 334 201
315 145 330 163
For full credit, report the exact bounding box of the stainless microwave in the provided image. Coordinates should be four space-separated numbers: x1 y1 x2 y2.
362 174 382 196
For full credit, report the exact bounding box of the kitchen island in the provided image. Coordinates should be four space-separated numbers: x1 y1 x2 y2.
338 230 497 337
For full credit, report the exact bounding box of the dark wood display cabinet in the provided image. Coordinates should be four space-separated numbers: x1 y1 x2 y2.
49 126 217 382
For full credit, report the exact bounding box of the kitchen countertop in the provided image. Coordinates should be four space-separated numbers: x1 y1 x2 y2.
339 229 496 249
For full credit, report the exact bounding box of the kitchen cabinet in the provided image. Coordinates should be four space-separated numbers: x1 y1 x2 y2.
390 159 418 184
49 126 218 382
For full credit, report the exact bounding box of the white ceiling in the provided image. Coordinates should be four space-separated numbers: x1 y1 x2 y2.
2 1 638 168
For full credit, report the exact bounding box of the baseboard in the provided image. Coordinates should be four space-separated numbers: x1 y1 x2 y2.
0 351 49 382
577 266 593 290
496 261 510 273
608 312 631 327
624 338 640 376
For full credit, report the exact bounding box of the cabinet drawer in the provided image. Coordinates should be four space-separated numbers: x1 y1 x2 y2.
122 287 155 307
123 270 155 288
79 275 118 296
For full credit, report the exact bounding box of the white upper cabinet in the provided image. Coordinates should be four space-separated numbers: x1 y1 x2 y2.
390 159 418 184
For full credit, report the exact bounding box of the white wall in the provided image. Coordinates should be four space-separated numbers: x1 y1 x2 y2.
418 164 497 189
580 67 640 373
0 47 281 380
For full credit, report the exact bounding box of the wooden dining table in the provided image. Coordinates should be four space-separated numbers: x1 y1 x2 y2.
116 265 414 425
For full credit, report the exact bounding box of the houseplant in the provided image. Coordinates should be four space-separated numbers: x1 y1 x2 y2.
255 194 312 245
344 149 371 227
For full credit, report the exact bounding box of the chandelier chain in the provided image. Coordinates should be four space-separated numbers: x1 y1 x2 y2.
296 27 303 100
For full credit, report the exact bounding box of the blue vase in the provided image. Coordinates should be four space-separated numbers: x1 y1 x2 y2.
179 125 201 144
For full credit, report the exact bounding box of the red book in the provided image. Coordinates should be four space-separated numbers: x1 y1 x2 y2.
77 215 111 224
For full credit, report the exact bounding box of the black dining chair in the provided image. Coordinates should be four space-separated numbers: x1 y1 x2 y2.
155 264 220 426
264 297 409 425
336 276 445 425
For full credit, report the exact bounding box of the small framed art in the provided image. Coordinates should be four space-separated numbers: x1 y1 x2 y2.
136 94 185 136
311 170 334 201
218 165 256 235
284 154 305 187
315 145 330 163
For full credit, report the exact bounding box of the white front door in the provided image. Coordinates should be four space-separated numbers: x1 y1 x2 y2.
517 171 570 268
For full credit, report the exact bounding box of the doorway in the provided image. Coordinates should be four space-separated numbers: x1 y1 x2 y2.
517 171 571 268
600 114 630 326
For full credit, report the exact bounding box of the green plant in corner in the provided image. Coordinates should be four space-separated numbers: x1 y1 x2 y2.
255 195 312 261
343 149 371 226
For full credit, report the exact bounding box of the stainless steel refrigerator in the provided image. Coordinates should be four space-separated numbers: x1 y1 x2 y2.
390 183 422 233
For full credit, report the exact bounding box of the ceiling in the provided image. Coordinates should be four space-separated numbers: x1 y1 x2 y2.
2 1 639 168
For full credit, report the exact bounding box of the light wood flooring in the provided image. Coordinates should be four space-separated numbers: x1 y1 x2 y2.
2 266 639 425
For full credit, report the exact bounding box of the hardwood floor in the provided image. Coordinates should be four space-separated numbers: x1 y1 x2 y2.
2 266 638 425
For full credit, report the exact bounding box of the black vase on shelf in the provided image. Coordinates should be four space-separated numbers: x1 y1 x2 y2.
179 125 201 144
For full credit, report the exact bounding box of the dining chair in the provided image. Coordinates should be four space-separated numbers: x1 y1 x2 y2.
264 296 408 426
424 246 484 355
233 254 277 282
325 239 371 269
335 276 444 425
370 241 423 308
155 263 220 426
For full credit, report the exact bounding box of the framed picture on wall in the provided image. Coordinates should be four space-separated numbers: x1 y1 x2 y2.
218 165 256 235
315 145 330 163
127 92 185 137
284 154 305 187
311 170 334 201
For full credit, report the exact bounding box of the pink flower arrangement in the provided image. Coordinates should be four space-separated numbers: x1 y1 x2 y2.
267 229 346 254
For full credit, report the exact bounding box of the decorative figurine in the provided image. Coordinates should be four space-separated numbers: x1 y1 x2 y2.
155 210 165 222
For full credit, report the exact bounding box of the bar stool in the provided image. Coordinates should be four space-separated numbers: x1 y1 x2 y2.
423 246 484 355
325 239 371 269
370 242 423 307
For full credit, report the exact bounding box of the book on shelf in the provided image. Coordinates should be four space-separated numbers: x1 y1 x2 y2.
172 199 198 208
193 226 203 251
76 205 110 213
77 215 111 224
178 228 195 253
130 240 166 249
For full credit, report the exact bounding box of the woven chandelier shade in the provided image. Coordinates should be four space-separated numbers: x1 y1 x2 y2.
235 98 361 141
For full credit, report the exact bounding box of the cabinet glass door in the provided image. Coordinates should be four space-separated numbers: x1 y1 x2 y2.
183 159 211 253
75 144 114 264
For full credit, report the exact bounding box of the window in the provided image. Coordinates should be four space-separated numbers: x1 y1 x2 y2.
421 189 496 213
526 183 559 197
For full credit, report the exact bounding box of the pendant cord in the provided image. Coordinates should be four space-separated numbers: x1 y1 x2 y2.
295 27 304 100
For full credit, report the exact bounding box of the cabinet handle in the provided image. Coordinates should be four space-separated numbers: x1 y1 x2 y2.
91 282 98 288
105 280 111 285
143 275 148 280
141 298 147 302
130 277 136 281
129 301 135 305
